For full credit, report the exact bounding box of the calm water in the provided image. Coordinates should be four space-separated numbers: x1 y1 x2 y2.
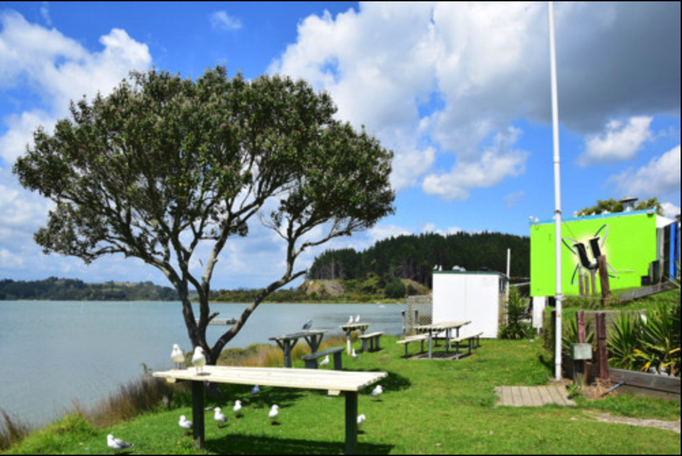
0 301 405 427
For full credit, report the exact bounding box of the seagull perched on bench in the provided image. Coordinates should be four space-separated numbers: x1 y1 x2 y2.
302 319 313 330
191 347 206 375
171 344 184 369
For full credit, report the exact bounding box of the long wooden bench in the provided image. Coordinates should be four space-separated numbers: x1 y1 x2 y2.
396 334 428 358
154 366 386 454
301 346 344 370
449 332 483 359
358 332 384 352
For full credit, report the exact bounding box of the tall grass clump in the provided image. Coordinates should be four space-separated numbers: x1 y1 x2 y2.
498 287 533 339
89 374 180 428
0 408 33 451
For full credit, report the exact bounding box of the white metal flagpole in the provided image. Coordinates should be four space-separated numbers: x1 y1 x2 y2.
548 1 563 381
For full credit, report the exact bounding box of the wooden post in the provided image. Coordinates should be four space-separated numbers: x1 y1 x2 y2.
596 312 609 382
345 391 358 455
583 275 590 296
191 381 205 449
576 311 587 383
598 255 611 305
589 270 597 295
578 269 585 297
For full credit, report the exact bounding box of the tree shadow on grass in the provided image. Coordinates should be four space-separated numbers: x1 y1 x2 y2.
206 433 394 455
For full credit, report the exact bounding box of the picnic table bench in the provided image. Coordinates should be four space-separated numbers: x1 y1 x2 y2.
301 346 344 370
153 366 386 454
413 320 471 359
269 329 327 368
396 334 428 357
340 323 369 355
358 332 383 352
449 332 483 359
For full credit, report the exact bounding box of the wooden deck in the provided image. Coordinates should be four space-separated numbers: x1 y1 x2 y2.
495 386 576 407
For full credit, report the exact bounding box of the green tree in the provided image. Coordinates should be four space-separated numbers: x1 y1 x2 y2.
13 66 395 364
576 197 663 217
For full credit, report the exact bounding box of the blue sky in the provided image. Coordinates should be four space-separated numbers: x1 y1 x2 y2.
0 2 680 289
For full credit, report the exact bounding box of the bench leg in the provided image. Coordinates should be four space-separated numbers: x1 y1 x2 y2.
191 381 205 449
345 391 358 455
376 336 381 351
333 352 343 371
304 359 318 369
361 338 368 352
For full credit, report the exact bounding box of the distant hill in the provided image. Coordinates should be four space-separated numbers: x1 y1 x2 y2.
307 231 530 288
0 277 179 301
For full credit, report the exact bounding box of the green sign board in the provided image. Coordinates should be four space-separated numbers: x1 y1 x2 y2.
530 210 657 297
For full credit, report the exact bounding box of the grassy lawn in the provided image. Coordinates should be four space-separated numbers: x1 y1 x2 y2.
4 336 680 455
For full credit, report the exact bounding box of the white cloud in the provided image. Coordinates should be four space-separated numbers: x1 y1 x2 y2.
209 11 243 32
422 127 529 201
609 145 681 197
577 116 653 166
270 2 680 198
504 191 526 209
661 202 680 219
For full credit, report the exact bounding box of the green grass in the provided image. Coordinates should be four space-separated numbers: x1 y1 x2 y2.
4 337 680 455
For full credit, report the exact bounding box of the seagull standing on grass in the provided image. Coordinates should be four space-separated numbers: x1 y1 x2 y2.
192 347 206 375
370 385 383 399
233 400 243 418
171 344 184 369
357 414 366 430
351 349 360 359
107 434 134 453
250 385 260 395
214 407 227 427
320 355 330 367
179 415 193 434
269 405 280 425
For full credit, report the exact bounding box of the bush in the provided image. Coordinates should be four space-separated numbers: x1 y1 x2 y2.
384 278 406 299
498 287 533 339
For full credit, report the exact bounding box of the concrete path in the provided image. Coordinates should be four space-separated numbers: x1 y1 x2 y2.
495 386 576 407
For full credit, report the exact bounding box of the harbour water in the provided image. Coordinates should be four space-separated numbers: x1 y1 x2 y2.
0 300 405 427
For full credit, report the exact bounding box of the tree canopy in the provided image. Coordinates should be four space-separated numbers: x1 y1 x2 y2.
13 66 395 363
576 197 663 217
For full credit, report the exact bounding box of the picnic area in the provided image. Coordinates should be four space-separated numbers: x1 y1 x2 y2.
5 332 679 455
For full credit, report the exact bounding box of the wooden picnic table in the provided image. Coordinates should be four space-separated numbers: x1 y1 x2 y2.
413 320 471 359
153 366 386 454
269 329 327 368
340 323 370 354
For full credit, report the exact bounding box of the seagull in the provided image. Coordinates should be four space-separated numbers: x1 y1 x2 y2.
355 314 360 323
233 400 243 418
214 407 227 427
171 344 184 369
357 414 366 430
351 349 360 359
348 315 354 324
319 355 330 367
370 385 383 399
250 385 260 395
107 434 134 453
179 415 193 434
302 319 313 330
192 347 206 375
268 405 279 425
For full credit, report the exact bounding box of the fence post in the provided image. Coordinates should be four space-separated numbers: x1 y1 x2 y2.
596 312 609 382
598 255 611 305
576 311 587 383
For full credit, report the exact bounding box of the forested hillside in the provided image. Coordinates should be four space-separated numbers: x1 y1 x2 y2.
0 277 179 301
307 231 529 288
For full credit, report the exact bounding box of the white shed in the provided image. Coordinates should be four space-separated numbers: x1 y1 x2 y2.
433 271 507 339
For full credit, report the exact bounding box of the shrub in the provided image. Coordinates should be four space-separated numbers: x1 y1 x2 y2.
498 287 533 339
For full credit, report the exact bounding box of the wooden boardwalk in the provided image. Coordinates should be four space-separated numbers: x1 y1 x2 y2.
495 386 576 407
